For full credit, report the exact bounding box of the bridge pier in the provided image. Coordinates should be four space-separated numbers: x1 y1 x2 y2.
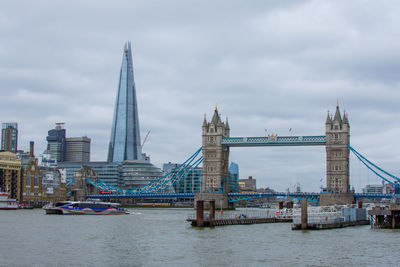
319 192 355 206
194 192 232 209
196 200 204 227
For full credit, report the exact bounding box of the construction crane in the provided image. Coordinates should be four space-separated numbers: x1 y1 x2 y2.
141 130 151 149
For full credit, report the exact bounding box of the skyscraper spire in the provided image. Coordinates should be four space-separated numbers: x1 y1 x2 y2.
108 42 143 162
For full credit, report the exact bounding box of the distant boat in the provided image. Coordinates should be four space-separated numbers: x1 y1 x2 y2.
43 199 129 215
19 203 34 209
0 192 19 210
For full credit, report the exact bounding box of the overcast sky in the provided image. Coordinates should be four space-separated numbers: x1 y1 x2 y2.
1 0 399 192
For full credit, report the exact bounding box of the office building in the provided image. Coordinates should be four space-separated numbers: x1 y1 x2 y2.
228 162 239 193
65 137 91 162
362 184 383 194
1 123 18 153
162 161 239 194
163 162 202 194
108 41 144 162
239 176 257 193
60 160 163 190
47 123 66 162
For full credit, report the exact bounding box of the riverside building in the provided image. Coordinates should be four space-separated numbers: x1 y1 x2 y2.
20 142 66 204
0 151 21 200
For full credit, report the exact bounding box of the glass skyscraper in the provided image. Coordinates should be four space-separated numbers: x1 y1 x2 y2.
61 42 164 191
108 42 143 162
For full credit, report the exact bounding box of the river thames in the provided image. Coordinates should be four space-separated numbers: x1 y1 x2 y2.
0 208 398 266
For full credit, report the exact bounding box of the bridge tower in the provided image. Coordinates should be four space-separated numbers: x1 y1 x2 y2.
201 107 230 192
320 104 354 205
195 107 231 209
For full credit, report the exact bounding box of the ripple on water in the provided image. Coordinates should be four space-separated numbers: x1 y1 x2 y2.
0 209 399 266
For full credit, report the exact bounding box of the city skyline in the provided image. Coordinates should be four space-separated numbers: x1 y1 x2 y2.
1 1 400 191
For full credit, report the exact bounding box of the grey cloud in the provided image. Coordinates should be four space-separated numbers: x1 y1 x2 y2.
1 0 399 192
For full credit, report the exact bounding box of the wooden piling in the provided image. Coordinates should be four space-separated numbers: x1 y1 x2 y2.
392 210 396 229
196 200 204 227
209 200 215 227
301 199 308 230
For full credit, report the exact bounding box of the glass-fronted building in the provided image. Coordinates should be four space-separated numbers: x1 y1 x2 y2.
60 161 163 190
162 162 239 194
108 42 144 162
163 163 202 194
47 123 66 162
1 122 18 153
228 162 239 193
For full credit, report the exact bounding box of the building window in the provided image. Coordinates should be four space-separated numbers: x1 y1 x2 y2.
34 173 39 186
26 173 31 186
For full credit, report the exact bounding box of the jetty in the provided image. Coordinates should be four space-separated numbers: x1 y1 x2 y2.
292 200 370 230
189 200 292 227
368 203 400 229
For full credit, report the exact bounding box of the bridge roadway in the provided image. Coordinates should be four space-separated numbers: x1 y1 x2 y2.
86 192 399 203
221 136 327 147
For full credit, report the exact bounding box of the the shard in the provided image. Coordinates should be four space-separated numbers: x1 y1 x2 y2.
108 42 143 162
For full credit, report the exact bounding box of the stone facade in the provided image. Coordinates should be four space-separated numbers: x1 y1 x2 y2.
21 142 67 204
194 192 232 209
21 159 43 203
202 107 230 193
0 151 21 200
325 105 350 194
319 192 355 206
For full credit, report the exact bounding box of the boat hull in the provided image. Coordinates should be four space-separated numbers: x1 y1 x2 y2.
0 207 18 210
60 208 128 215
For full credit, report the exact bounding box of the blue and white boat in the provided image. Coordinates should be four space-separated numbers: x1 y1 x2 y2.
43 199 129 215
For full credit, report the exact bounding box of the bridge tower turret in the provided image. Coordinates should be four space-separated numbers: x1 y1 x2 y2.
321 104 353 205
201 107 230 193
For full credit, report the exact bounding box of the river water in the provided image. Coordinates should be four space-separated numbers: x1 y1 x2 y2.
0 208 398 267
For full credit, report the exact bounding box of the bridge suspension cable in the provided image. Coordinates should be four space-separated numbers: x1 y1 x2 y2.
85 147 203 194
348 145 400 187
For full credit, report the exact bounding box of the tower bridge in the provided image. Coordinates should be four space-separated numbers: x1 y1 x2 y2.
197 104 351 208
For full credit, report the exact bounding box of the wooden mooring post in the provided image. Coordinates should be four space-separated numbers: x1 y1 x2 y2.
301 199 308 230
209 200 215 227
196 200 204 227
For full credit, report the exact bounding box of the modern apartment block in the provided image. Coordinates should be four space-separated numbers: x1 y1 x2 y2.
1 122 18 153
